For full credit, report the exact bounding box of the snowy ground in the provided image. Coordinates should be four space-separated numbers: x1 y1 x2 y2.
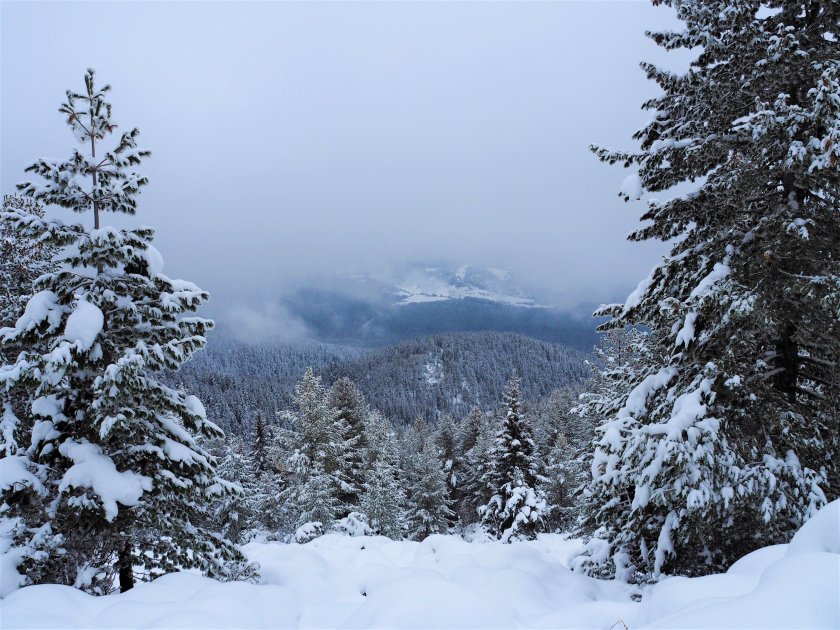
2 501 838 629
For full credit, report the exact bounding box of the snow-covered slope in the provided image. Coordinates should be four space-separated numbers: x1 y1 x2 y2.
3 500 838 629
373 264 541 307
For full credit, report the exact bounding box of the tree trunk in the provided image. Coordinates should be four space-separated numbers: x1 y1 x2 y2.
775 321 799 403
118 542 134 593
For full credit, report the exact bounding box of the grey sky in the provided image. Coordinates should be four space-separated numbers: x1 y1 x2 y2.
1 1 691 323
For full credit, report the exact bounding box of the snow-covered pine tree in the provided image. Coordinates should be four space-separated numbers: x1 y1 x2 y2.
360 410 404 539
208 438 263 544
248 411 285 533
0 70 250 593
542 433 575 532
0 195 63 596
252 412 270 475
458 406 497 526
327 377 368 511
435 413 459 525
403 419 454 540
0 196 57 332
293 460 341 530
279 368 356 531
480 377 546 542
578 0 840 580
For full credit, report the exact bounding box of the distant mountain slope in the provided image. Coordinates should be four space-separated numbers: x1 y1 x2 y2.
380 264 539 306
282 289 600 350
172 331 590 436
169 335 363 432
321 331 590 423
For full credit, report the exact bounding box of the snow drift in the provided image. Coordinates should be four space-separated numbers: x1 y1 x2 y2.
1 500 838 629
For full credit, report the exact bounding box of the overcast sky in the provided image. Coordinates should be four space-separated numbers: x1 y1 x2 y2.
1 1 692 323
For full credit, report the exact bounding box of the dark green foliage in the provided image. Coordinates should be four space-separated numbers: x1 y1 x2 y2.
480 378 546 542
577 1 840 580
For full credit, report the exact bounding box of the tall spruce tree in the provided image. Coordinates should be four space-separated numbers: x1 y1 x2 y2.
252 412 270 475
435 414 460 525
327 377 368 511
458 407 497 526
208 438 263 544
578 1 840 580
403 419 454 540
360 410 405 539
0 70 250 593
279 368 356 530
480 378 546 542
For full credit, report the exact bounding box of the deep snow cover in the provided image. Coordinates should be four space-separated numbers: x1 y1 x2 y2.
1 500 838 629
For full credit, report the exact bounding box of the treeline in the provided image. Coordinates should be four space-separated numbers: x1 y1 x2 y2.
171 331 589 434
207 369 596 544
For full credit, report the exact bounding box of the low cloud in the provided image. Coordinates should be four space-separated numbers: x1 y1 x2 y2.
223 303 311 344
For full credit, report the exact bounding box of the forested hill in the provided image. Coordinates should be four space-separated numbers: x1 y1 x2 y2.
170 331 591 435
320 332 589 423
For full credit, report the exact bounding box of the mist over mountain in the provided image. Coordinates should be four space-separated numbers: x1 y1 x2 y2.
238 263 604 350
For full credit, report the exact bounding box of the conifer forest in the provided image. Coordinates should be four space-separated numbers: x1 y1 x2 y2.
1 1 838 628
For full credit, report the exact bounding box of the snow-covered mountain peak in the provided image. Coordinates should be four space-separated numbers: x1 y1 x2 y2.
378 264 541 307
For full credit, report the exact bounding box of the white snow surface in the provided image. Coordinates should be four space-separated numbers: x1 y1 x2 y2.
2 501 839 629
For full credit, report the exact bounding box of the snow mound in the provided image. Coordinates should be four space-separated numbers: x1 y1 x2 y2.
2 503 838 628
786 498 839 556
63 300 103 351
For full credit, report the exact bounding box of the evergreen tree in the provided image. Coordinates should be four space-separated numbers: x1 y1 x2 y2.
404 419 454 540
542 433 576 532
458 407 497 526
0 195 57 331
327 377 368 510
252 412 270 475
294 460 341 528
279 368 356 530
480 378 546 542
459 406 485 456
435 414 459 525
360 410 404 538
248 411 285 533
208 438 264 544
0 70 250 593
578 0 840 580
0 196 62 596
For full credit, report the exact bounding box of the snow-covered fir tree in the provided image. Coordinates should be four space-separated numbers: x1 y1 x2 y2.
458 406 498 525
0 196 57 332
252 412 270 475
577 0 840 580
278 368 357 531
480 377 546 542
248 412 284 533
0 70 251 594
530 384 596 531
435 414 459 526
360 410 404 538
208 438 264 544
403 419 454 540
326 377 368 510
0 195 63 597
542 433 576 532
